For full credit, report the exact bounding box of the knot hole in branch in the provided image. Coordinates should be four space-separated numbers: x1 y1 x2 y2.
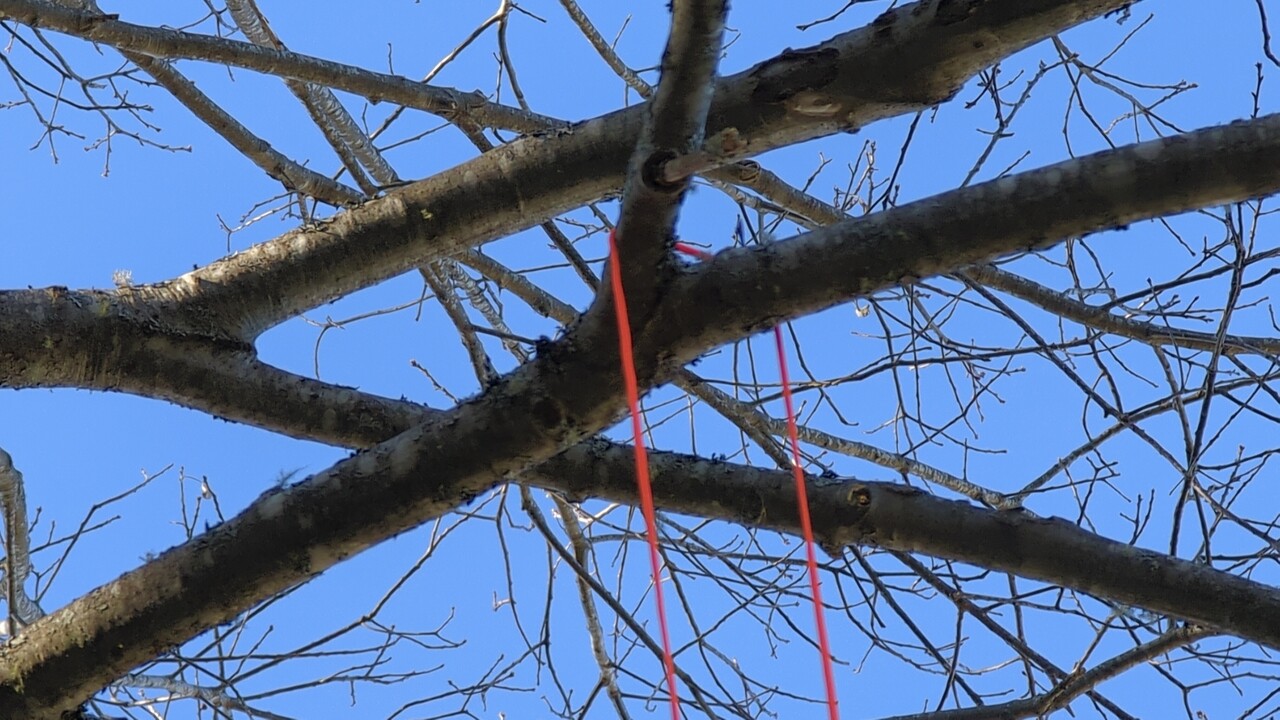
641 149 684 193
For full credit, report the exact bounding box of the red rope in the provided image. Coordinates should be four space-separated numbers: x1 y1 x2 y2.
675 240 840 719
774 326 841 720
608 229 681 720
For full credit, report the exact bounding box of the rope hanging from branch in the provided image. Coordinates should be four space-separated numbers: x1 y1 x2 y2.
608 225 840 719
674 237 839 720
608 228 681 720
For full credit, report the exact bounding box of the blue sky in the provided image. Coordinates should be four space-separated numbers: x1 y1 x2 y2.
3 1 1279 717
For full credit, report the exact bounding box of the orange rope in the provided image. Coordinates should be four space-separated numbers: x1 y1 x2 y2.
675 240 840 719
608 229 681 719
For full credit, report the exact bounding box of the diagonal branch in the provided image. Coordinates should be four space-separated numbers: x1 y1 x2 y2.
122 51 364 205
875 624 1212 720
965 263 1280 357
4 111 1280 717
8 113 1278 453
33 0 365 205
649 115 1280 357
685 110 1280 365
573 8 730 708
0 0 561 134
223 0 397 195
535 444 1280 651
65 0 1135 342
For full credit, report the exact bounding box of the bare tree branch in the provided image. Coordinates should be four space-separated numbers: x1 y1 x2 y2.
4 2 1280 716
0 449 40 634
0 0 562 134
605 0 726 318
656 115 1280 357
3 109 1280 716
3 0 1131 340
966 263 1280 357
878 625 1212 720
535 444 1280 651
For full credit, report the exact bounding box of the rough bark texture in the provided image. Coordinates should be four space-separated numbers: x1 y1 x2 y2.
18 0 1280 717
0 0 1139 339
539 442 1280 648
3 109 1280 715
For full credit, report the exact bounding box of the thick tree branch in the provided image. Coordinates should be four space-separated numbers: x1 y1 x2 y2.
680 104 1280 365
649 115 1280 356
9 114 1278 451
607 0 725 301
0 325 635 714
590 0 727 356
4 110 1280 716
59 0 1134 342
535 444 1280 650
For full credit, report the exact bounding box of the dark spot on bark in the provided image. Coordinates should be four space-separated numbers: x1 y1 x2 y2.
750 47 840 104
1105 5 1134 22
936 0 981 25
819 541 845 558
532 396 565 431
533 335 553 357
872 8 897 27
732 159 761 182
642 149 682 192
